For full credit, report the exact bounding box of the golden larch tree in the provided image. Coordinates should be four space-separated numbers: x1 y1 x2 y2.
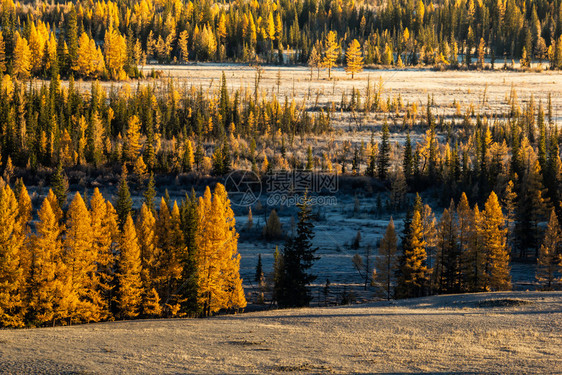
90 188 117 320
75 32 105 78
64 192 101 323
196 187 226 315
178 30 189 63
13 32 32 79
28 198 75 326
481 191 511 291
213 184 246 311
136 203 162 317
322 31 339 79
0 185 26 327
155 198 183 315
46 189 64 223
15 181 32 284
116 214 143 319
0 31 6 74
104 27 127 79
124 115 143 162
397 210 429 298
345 39 364 79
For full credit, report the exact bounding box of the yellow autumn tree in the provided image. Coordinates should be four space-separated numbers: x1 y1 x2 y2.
345 39 364 78
136 203 162 317
196 184 246 316
183 139 195 171
382 43 394 66
155 199 183 315
481 191 511 291
178 30 189 62
213 184 246 310
397 210 429 298
15 181 32 281
0 31 6 74
0 185 26 327
64 193 101 323
123 115 142 161
322 31 339 79
75 32 105 78
28 198 75 326
12 32 32 79
28 21 47 74
90 188 117 320
116 214 143 319
46 189 64 223
104 27 128 80
43 32 58 72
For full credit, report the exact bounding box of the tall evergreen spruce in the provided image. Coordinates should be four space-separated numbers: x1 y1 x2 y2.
143 172 156 213
116 164 133 229
378 121 390 180
277 194 319 308
50 162 68 209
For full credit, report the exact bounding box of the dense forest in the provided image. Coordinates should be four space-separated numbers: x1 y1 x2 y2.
0 177 247 327
1 0 562 80
0 70 559 263
0 0 562 330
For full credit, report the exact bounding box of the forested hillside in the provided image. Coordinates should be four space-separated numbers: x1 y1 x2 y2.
1 0 562 80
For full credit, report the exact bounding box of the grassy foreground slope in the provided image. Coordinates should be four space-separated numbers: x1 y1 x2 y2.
0 291 560 374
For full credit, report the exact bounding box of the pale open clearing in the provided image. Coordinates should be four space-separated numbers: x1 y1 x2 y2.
138 64 562 118
1 291 560 374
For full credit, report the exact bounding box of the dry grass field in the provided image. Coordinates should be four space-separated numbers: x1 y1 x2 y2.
1 291 560 374
139 64 562 119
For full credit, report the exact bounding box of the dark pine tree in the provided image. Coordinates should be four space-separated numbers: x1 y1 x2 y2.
276 194 319 308
143 172 156 212
50 162 68 209
115 164 133 229
378 121 390 180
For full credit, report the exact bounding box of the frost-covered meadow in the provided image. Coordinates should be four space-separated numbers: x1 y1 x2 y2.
1 291 560 374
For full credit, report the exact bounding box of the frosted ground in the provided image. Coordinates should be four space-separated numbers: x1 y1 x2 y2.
1 291 560 374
